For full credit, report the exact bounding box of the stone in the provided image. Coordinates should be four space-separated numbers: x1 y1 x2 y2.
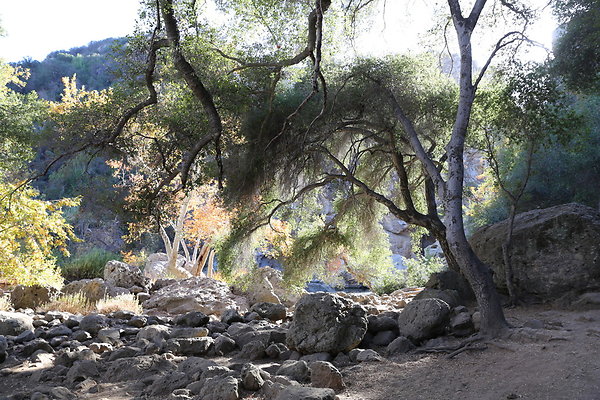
177 357 218 376
64 316 81 329
309 361 344 392
221 309 245 324
470 203 600 300
397 298 451 343
10 285 58 309
214 335 237 356
108 346 141 361
166 337 214 356
89 342 113 354
274 386 336 400
104 354 176 382
241 363 265 391
572 292 600 310
72 330 92 342
355 349 383 362
14 329 35 343
286 293 367 354
198 375 240 400
66 360 99 385
266 343 290 359
128 315 147 328
148 371 190 396
240 266 303 307
142 277 248 317
171 327 209 338
426 270 475 302
45 325 73 339
300 352 332 363
250 302 287 321
386 336 415 355
62 278 129 302
332 352 351 367
136 324 171 344
174 311 209 327
414 288 462 308
0 311 34 335
238 340 266 360
450 312 475 336
372 330 397 346
49 386 74 399
367 315 398 333
103 260 146 289
277 360 309 382
144 252 188 280
79 314 108 335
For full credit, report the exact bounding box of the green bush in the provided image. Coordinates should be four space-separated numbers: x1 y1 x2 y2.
60 248 121 280
404 254 447 287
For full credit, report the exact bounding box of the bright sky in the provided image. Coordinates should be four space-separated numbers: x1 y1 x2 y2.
0 0 556 63
0 0 140 62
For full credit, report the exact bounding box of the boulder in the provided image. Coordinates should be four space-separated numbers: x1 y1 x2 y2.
0 311 34 335
386 336 415 355
241 363 265 391
397 298 451 343
277 360 309 382
79 314 108 335
425 270 475 302
62 278 129 302
243 267 303 307
142 277 248 317
103 260 146 289
470 203 600 300
144 253 187 280
198 375 239 400
286 293 367 354
11 285 59 309
249 302 287 322
414 288 462 308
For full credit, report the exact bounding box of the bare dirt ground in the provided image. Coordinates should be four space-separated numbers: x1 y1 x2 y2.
1 305 598 400
339 306 600 400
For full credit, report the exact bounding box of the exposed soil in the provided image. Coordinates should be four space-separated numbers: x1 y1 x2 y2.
339 306 600 400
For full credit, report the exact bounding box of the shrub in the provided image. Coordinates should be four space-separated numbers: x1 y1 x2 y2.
38 292 95 314
404 254 447 287
96 294 142 314
371 269 407 295
61 248 121 280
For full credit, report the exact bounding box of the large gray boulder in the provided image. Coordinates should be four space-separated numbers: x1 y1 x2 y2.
142 277 248 317
286 293 367 354
103 260 145 289
470 203 600 300
397 298 451 343
10 285 59 309
0 311 34 335
144 252 187 280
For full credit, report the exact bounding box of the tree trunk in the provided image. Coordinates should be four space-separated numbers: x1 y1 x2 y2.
502 203 519 305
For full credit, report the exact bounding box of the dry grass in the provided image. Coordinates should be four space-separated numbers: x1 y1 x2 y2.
38 292 95 314
0 295 12 311
96 294 142 315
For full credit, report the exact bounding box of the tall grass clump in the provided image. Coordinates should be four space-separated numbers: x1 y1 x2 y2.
96 294 142 314
0 295 12 311
38 292 95 314
60 248 121 280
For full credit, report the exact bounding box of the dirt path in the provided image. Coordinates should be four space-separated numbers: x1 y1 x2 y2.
338 306 600 400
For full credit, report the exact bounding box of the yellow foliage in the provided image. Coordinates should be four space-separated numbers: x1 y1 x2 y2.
0 183 79 288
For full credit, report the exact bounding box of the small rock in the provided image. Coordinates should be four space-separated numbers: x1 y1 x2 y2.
355 349 383 362
72 330 92 342
45 325 73 339
136 324 171 344
277 360 309 382
22 338 54 356
166 337 214 356
128 315 147 328
89 342 113 354
214 335 237 356
386 336 415 355
14 329 35 344
309 361 345 392
250 302 287 322
274 386 336 400
97 328 121 343
300 352 332 363
266 343 290 359
372 330 397 346
222 309 245 325
0 311 34 335
174 311 209 327
79 314 108 335
241 363 265 391
238 340 266 360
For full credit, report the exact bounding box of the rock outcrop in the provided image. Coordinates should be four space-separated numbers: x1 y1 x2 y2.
471 203 600 300
286 293 367 354
103 260 146 289
142 277 249 316
10 285 59 309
